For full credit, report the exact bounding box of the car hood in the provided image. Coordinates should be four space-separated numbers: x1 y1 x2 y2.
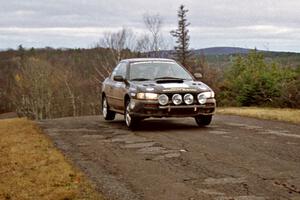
130 79 212 93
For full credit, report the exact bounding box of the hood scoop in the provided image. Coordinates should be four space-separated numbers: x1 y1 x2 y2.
156 79 184 84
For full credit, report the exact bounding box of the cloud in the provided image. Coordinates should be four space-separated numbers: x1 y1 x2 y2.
0 27 123 37
186 25 300 40
0 0 299 52
0 26 146 49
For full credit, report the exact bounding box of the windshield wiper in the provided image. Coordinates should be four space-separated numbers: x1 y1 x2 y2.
130 78 150 81
154 76 184 80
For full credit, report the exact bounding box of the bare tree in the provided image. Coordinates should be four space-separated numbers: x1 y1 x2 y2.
135 34 151 53
60 69 78 117
143 13 163 56
14 57 57 119
99 28 135 64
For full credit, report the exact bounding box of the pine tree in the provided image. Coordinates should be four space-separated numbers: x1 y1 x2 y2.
170 5 192 69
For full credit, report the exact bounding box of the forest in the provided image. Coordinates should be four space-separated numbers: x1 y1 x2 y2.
0 45 299 120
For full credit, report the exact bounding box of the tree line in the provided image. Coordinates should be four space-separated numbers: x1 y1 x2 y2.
0 47 128 119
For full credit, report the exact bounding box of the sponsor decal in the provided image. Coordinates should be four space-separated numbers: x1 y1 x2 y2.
161 83 197 92
163 88 197 92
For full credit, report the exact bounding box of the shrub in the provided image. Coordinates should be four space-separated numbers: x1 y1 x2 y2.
219 50 299 108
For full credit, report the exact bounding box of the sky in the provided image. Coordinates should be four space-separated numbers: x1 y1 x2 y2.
0 0 300 52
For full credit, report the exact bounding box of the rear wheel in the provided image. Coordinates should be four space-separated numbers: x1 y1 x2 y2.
195 115 212 126
125 99 139 129
102 96 115 120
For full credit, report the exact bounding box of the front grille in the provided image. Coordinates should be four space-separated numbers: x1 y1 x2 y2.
168 108 196 115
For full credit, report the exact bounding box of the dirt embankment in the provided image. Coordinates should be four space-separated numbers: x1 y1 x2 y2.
0 112 18 119
0 118 103 200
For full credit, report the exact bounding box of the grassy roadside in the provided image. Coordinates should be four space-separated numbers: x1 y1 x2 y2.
0 118 103 200
217 107 300 124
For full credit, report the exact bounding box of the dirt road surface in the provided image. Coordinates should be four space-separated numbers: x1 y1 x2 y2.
38 115 300 200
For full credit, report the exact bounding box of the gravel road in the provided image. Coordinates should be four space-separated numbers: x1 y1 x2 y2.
38 115 300 200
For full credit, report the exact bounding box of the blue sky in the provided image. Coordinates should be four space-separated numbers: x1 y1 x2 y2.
0 0 300 52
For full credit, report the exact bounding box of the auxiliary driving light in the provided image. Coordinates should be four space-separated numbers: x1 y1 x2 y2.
184 94 194 105
197 93 207 104
197 91 214 104
158 94 169 106
172 94 182 105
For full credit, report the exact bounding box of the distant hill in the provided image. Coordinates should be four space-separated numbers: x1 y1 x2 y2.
157 46 300 56
153 47 254 57
193 47 252 55
151 47 300 68
201 48 300 68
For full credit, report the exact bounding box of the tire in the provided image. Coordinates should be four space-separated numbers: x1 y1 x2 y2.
195 115 212 126
125 99 139 130
102 96 116 120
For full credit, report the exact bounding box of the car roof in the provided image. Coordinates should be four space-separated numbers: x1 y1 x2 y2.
121 58 175 63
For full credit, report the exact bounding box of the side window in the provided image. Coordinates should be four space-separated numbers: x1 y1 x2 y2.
112 62 127 79
111 63 121 78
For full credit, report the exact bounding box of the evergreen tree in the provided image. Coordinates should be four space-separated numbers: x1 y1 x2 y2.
170 5 192 69
220 50 297 107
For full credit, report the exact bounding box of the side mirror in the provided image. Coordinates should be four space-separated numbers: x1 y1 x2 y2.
194 73 203 79
113 75 125 82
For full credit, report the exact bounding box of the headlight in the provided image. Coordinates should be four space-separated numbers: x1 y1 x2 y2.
136 93 158 100
199 91 214 98
184 94 194 105
158 94 169 105
172 94 182 105
197 91 214 104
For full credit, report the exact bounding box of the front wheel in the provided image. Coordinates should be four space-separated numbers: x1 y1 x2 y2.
125 99 139 129
195 115 212 126
102 96 115 120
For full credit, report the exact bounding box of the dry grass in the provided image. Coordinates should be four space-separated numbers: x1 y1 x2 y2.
217 107 300 124
0 118 103 200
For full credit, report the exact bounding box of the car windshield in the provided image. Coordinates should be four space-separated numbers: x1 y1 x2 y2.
129 61 193 81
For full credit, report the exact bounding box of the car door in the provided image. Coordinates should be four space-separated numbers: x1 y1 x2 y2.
111 62 128 111
104 63 121 109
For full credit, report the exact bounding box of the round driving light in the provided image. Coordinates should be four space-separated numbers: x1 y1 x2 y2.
172 94 182 105
184 94 194 105
158 94 169 106
197 93 207 104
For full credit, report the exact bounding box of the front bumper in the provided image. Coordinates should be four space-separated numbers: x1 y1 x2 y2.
129 98 216 118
